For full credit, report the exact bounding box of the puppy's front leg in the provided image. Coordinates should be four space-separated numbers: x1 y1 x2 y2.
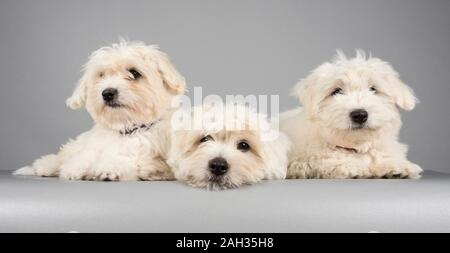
59 153 95 181
287 158 315 179
288 152 371 179
92 156 139 181
370 157 422 179
59 164 91 180
368 142 423 179
313 156 371 179
138 156 174 181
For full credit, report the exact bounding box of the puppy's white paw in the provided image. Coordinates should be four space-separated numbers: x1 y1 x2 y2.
323 165 370 179
33 154 60 177
137 158 174 181
93 168 138 181
370 162 423 179
288 159 370 179
407 163 424 179
95 171 120 181
60 168 91 181
286 160 310 179
138 168 174 181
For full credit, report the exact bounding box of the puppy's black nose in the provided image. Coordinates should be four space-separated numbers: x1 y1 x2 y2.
208 157 229 176
350 109 368 124
102 88 118 102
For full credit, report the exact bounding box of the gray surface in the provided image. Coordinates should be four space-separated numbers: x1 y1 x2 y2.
1 0 450 173
1 170 450 233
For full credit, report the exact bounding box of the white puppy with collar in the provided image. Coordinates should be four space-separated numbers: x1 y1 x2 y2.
281 51 423 179
14 40 185 181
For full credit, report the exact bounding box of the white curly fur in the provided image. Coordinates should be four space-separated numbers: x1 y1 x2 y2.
167 104 290 189
14 40 185 181
281 50 423 179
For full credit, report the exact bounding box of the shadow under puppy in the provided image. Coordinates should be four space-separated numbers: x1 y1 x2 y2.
14 40 185 181
168 104 290 189
281 50 422 179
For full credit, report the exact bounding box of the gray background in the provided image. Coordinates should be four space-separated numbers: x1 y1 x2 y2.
0 0 449 172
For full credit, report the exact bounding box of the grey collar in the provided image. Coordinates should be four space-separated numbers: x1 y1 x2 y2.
119 120 160 136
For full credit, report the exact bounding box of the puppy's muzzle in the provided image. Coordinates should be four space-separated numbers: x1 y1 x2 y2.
350 109 368 125
102 88 119 106
208 157 229 176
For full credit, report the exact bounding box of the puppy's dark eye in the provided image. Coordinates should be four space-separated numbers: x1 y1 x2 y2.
331 88 343 96
98 72 104 78
128 68 142 80
370 86 377 93
237 140 250 152
199 135 213 143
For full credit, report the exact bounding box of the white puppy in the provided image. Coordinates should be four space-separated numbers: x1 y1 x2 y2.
14 40 185 181
281 50 423 179
168 104 290 189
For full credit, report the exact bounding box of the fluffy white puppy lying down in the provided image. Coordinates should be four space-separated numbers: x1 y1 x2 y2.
14 40 185 181
167 104 290 189
281 50 423 179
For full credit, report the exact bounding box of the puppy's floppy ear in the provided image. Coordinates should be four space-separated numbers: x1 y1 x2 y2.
386 74 418 111
375 60 418 111
292 77 315 116
66 74 88 110
142 46 186 95
372 58 417 111
291 63 332 118
156 51 186 95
